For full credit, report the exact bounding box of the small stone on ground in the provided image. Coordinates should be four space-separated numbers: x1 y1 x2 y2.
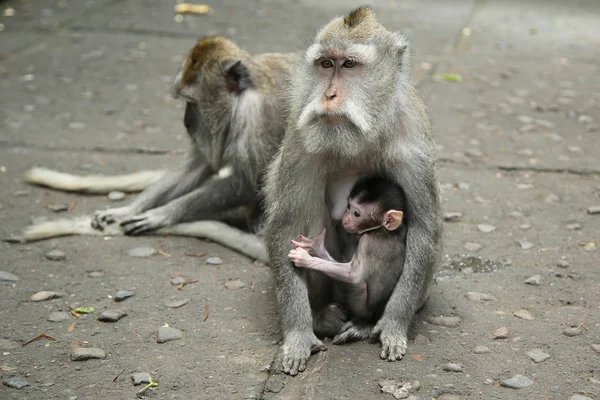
513 309 534 320
132 372 152 386
587 206 600 214
474 345 491 354
0 271 19 281
206 256 223 265
443 212 462 222
127 247 157 258
30 291 64 302
97 310 127 322
563 327 582 337
48 311 70 322
500 374 534 389
464 242 482 252
526 349 550 363
107 191 126 201
45 249 66 261
114 290 135 301
88 271 104 278
465 292 496 301
517 240 534 249
3 376 29 389
525 274 541 286
171 276 186 285
166 298 190 308
427 315 461 327
70 347 106 361
157 326 183 343
477 224 496 233
491 326 509 339
225 279 246 290
443 362 463 372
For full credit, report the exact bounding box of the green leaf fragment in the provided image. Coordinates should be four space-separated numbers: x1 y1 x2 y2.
73 307 95 314
439 73 463 82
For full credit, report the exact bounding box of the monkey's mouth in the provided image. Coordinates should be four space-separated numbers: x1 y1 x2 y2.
319 114 347 125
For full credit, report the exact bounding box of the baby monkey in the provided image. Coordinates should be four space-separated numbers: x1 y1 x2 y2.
288 176 407 343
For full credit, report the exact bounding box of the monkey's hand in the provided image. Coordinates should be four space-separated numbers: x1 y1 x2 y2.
288 248 314 268
290 228 328 258
120 207 172 235
372 318 408 362
92 206 136 230
281 330 326 376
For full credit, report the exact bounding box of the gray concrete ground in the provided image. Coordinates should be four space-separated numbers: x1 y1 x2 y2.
1 0 599 399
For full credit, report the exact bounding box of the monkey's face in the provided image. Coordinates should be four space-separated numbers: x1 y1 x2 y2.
342 200 379 234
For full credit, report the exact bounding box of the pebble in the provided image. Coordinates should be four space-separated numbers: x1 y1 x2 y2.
526 349 550 363
517 183 534 190
566 223 581 230
591 344 600 353
30 291 64 302
266 378 285 394
0 271 19 281
509 211 524 218
570 396 593 400
3 377 29 389
568 146 583 154
544 194 560 204
70 347 106 361
465 292 496 302
45 249 66 261
519 224 531 230
464 242 482 252
587 206 600 215
516 149 534 157
477 224 496 233
97 310 127 322
48 203 69 212
88 271 104 278
132 372 152 386
224 279 246 290
557 260 570 268
127 247 156 258
171 276 186 286
165 298 190 308
466 148 483 158
114 290 135 302
519 124 537 133
500 374 534 389
517 115 533 124
443 362 463 372
48 311 70 322
13 190 30 197
68 122 87 130
157 326 183 343
443 212 462 222
577 115 594 124
457 182 470 190
563 327 582 337
378 380 419 399
473 345 491 354
427 315 461 327
535 119 554 129
517 240 534 250
107 191 125 201
513 309 534 320
491 326 509 339
525 274 541 286
206 256 223 265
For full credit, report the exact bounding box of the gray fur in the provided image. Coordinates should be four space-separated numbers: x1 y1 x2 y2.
264 7 442 374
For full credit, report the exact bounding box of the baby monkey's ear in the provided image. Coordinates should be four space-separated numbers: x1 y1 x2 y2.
383 210 403 231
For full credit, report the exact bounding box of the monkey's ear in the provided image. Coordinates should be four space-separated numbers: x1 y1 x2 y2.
392 33 410 70
223 60 252 94
383 210 403 231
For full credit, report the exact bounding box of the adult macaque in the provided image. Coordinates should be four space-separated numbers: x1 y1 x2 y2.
15 37 296 262
288 177 407 344
264 7 442 375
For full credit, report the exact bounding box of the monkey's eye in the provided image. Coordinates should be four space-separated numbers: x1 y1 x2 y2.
353 211 360 218
321 59 334 68
343 59 356 68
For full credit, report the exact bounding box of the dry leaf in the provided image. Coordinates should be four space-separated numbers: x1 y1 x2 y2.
184 252 205 257
67 322 75 332
177 280 199 291
23 333 56 346
204 303 209 322
411 354 423 361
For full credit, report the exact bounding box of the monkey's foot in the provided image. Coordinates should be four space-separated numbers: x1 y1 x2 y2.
372 319 408 361
281 330 326 376
120 208 171 235
92 206 136 230
332 320 372 344
313 303 348 338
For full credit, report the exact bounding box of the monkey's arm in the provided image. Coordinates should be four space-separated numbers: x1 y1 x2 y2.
374 161 442 361
289 248 361 284
119 171 251 235
290 228 334 261
93 152 213 228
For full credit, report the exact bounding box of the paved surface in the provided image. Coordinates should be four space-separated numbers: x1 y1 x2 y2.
1 0 599 399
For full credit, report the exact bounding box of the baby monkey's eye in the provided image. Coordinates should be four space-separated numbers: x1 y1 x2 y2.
321 59 334 68
343 59 356 68
353 211 360 218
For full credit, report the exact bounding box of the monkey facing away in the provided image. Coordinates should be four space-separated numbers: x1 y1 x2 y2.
14 37 297 261
288 176 407 344
264 6 442 375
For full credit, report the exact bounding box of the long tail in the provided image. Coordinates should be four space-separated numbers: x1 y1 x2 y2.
5 217 268 263
24 167 166 194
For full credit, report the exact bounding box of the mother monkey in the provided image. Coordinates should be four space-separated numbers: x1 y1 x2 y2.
264 7 442 375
